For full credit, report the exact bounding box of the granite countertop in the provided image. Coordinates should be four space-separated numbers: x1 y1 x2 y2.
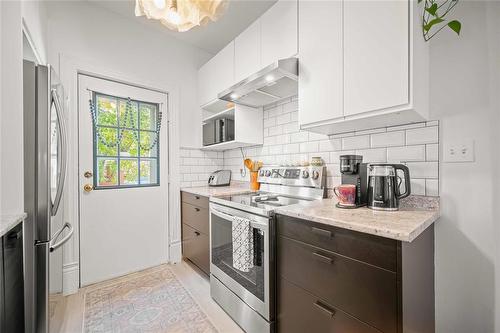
275 197 440 242
181 182 255 198
0 213 27 237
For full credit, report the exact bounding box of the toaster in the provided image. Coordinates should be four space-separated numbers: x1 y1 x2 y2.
208 170 231 187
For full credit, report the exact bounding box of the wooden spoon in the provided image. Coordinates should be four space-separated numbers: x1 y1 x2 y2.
244 158 253 171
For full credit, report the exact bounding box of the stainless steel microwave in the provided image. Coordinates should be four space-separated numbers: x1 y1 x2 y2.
203 118 234 146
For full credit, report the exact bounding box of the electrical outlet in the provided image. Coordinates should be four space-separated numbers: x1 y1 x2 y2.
443 139 475 163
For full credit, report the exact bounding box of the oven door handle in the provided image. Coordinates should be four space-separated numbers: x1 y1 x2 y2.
211 208 268 230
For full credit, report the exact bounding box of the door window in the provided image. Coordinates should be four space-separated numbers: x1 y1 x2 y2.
92 93 160 189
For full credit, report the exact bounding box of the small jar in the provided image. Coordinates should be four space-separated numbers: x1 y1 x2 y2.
311 157 324 166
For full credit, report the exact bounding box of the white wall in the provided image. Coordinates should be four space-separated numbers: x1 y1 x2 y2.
46 1 211 148
21 0 48 64
0 1 24 215
429 2 499 332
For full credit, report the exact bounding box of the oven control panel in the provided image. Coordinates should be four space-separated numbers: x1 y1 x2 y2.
258 166 326 188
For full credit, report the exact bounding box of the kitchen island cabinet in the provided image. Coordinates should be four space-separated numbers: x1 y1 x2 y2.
276 214 435 333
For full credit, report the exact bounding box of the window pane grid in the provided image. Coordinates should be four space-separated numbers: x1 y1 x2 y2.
93 92 160 189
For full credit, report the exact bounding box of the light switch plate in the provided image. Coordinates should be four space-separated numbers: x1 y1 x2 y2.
443 139 475 163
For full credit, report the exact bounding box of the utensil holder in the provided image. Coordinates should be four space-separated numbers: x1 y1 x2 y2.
250 171 260 191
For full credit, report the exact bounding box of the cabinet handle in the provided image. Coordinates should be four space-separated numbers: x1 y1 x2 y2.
195 195 200 200
195 207 200 212
194 231 200 236
314 301 336 318
312 252 334 264
311 227 332 238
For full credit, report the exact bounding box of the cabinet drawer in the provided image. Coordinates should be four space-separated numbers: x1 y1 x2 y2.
181 191 209 209
278 277 380 333
278 236 397 333
277 215 397 272
182 224 210 274
182 203 209 235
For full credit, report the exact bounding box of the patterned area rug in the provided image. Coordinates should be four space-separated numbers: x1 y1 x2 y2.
84 265 217 333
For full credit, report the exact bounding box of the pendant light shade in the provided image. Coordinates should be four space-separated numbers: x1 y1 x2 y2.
135 0 228 32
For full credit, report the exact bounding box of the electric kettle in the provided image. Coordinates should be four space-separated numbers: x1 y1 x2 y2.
367 164 411 211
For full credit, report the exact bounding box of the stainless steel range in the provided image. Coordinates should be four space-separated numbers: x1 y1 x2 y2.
209 165 326 333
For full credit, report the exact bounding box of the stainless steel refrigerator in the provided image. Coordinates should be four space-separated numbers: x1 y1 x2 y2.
23 60 73 333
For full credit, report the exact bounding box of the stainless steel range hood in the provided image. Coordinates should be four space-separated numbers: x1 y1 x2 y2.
218 58 298 108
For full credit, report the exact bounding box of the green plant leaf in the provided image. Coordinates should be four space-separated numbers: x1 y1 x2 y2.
418 0 423 3
424 17 445 31
425 3 438 16
448 20 462 35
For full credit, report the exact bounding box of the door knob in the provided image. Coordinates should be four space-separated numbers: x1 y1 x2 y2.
84 171 93 178
83 184 93 192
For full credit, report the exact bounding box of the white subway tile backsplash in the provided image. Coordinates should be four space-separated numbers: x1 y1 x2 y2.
426 179 439 196
406 126 439 145
290 131 309 143
387 145 425 162
406 162 439 179
283 122 299 134
300 141 319 153
355 148 387 163
268 125 283 136
276 113 291 125
410 179 426 196
371 131 405 148
342 135 370 150
426 144 439 161
319 139 342 152
182 100 440 196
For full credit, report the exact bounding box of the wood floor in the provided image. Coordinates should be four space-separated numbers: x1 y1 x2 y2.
54 260 243 333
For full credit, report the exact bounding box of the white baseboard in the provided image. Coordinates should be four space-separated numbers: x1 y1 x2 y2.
169 241 182 263
63 262 79 296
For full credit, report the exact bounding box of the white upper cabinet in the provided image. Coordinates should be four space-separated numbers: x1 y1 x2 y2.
344 0 409 116
299 0 429 135
261 0 298 67
198 41 235 107
298 0 343 127
234 19 262 84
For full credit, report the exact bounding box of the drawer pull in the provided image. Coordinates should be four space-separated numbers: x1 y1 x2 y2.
312 252 334 264
194 231 200 236
314 301 336 318
195 207 200 212
195 195 200 200
311 227 332 238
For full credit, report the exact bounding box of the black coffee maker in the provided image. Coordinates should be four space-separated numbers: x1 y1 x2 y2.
339 155 369 208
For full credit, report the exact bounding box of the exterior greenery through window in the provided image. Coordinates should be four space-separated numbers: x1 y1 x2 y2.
93 93 160 188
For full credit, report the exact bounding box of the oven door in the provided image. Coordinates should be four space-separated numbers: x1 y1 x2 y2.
210 203 271 320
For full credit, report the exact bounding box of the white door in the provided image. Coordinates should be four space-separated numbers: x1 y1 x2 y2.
78 74 169 286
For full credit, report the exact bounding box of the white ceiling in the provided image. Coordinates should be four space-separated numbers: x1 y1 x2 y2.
91 0 277 55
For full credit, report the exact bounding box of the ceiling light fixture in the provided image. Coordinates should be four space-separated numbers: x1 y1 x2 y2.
135 0 228 32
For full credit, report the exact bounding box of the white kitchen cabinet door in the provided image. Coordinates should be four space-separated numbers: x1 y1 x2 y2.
298 0 343 127
198 41 235 106
344 0 409 116
234 19 261 83
261 0 298 68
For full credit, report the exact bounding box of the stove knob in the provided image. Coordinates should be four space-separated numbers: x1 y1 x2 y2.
302 170 309 178
265 170 272 177
259 170 265 177
311 170 320 180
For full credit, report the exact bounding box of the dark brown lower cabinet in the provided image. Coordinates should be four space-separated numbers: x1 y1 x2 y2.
182 223 210 273
278 277 380 333
181 192 210 275
277 214 435 333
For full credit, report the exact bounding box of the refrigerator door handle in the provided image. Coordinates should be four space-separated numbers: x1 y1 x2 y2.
51 88 68 217
49 222 74 252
